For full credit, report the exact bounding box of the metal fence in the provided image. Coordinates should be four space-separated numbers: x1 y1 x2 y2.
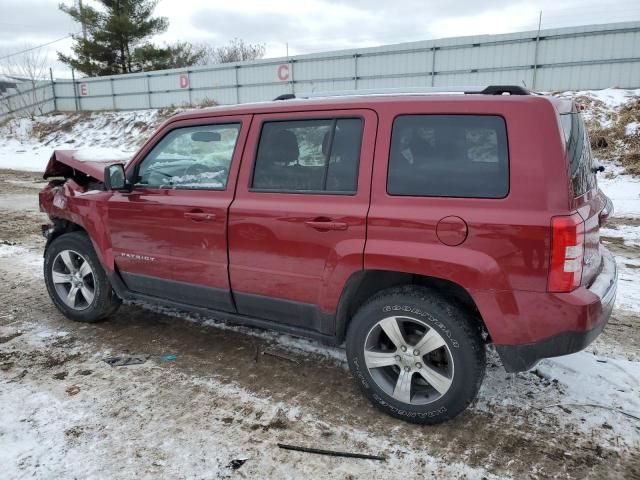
2 20 640 118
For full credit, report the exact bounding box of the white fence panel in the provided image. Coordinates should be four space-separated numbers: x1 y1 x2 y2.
2 21 640 119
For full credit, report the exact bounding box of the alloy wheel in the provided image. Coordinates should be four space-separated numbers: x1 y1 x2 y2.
51 249 96 310
363 315 454 405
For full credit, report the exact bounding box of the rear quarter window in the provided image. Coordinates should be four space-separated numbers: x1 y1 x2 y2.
560 113 597 197
387 115 509 198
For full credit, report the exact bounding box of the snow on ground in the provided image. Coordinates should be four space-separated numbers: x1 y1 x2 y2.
556 87 640 129
0 321 501 480
599 170 640 219
1 239 639 479
0 109 164 171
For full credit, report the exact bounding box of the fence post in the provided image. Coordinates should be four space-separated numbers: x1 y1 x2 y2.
187 70 192 106
430 47 437 86
234 65 240 104
71 68 79 111
354 54 359 90
110 77 116 109
49 68 57 112
289 59 295 95
146 74 152 108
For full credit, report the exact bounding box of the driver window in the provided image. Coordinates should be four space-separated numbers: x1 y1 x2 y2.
136 123 241 189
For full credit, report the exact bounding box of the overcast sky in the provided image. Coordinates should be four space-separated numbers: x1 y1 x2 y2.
2 0 639 78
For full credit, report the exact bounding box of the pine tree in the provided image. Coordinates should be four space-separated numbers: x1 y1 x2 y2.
58 0 199 76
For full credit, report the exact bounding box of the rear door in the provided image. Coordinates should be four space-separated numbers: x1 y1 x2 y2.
107 115 250 311
560 110 605 286
228 109 376 334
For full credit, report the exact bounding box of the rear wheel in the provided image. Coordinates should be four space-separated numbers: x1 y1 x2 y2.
346 286 485 424
44 232 120 323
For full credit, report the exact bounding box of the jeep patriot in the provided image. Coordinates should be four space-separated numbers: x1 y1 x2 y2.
39 86 618 423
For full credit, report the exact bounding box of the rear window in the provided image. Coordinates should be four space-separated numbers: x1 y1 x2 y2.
560 113 597 197
387 115 509 198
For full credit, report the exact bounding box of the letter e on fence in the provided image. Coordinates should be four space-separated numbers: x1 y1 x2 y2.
179 74 190 89
79 83 88 96
277 64 289 81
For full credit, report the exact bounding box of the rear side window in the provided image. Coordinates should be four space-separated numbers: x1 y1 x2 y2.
387 115 509 198
252 118 362 193
560 113 597 197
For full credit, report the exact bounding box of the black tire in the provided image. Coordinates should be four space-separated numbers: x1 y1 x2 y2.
346 286 485 424
44 232 121 323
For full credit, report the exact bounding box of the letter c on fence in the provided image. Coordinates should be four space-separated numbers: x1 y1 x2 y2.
277 64 290 81
179 74 189 89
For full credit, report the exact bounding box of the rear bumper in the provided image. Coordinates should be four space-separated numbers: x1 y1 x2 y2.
495 248 618 372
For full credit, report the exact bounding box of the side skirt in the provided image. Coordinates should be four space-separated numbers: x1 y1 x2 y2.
108 272 340 346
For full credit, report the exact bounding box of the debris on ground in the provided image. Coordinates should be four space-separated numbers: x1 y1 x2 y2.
65 385 81 396
262 348 301 365
0 331 23 344
537 402 640 421
103 355 149 367
226 458 248 470
277 443 386 461
160 354 177 362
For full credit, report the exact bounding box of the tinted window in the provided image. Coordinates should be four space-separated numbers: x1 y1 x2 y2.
252 118 362 193
560 113 597 197
387 115 509 198
136 123 240 189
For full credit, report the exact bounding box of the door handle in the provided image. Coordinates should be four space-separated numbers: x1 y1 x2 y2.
305 219 349 231
184 210 216 221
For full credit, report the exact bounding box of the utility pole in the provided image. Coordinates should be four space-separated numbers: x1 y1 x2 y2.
532 10 542 91
76 0 87 40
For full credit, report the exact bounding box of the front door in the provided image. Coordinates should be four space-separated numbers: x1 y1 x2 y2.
228 110 376 334
107 116 250 311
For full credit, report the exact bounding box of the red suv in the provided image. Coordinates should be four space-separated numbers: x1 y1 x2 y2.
39 86 617 424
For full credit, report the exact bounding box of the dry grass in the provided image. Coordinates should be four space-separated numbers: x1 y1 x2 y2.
31 112 91 141
584 96 640 176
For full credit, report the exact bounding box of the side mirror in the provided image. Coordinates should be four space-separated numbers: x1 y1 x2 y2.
104 163 126 190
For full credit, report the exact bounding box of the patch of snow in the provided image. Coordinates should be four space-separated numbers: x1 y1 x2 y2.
626 121 639 136
574 88 640 109
600 225 640 246
612 253 640 312
0 243 28 257
74 190 104 196
555 88 640 130
598 172 640 219
73 148 132 162
537 352 640 415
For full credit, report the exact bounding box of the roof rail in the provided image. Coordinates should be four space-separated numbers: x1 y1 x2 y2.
476 85 530 95
272 85 530 101
273 93 296 101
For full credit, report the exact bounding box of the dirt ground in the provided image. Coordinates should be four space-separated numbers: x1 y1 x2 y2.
1 169 639 479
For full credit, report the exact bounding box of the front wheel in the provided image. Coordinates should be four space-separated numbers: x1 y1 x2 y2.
346 286 485 424
44 232 121 323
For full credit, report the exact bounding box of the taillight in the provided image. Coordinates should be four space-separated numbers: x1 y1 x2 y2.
548 213 585 292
